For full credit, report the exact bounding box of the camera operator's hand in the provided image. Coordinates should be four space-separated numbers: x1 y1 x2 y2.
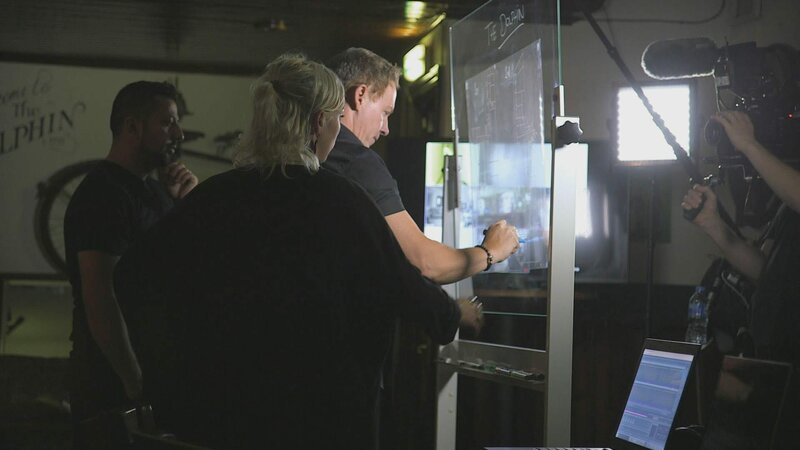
712 111 800 214
682 183 766 281
710 111 761 157
681 184 721 230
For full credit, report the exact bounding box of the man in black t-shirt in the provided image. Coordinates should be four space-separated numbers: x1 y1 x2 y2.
324 48 520 283
63 81 197 443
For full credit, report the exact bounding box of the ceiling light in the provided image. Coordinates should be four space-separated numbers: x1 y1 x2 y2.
405 1 426 21
403 44 426 82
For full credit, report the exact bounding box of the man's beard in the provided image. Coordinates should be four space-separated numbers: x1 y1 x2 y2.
142 142 180 168
159 144 181 167
139 143 181 170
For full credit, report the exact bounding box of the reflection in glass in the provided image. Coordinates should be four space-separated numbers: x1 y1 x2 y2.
458 42 550 272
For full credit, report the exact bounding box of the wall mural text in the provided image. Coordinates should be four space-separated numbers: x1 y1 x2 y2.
0 69 86 156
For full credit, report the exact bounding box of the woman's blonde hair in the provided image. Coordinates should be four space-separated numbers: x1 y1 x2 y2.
234 53 345 174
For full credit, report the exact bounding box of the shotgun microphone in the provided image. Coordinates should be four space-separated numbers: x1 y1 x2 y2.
642 38 719 80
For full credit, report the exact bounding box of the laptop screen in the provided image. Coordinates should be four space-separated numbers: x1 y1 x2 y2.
615 340 698 450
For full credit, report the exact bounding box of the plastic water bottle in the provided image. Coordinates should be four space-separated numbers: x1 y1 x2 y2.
685 286 708 345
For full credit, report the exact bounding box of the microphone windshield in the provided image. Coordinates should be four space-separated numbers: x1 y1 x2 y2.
642 38 719 80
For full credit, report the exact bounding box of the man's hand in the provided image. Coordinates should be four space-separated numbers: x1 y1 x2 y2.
710 111 760 156
681 184 721 231
482 219 520 263
682 183 766 281
159 162 198 199
456 297 484 334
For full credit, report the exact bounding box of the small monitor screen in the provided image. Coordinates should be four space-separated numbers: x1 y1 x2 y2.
615 348 694 450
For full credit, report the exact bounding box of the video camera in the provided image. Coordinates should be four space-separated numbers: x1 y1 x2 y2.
643 38 800 226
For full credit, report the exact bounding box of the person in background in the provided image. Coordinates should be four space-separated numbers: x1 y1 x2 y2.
682 110 800 447
113 53 483 450
682 111 800 282
323 47 520 283
63 80 197 445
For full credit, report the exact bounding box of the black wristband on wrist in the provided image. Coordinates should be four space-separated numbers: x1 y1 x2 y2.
475 244 494 271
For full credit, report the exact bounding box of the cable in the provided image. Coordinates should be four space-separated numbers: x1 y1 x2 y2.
721 270 751 309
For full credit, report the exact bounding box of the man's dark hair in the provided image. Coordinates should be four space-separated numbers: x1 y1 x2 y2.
326 48 401 98
109 81 179 137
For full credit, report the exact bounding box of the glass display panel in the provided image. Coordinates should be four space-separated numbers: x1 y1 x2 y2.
450 0 559 273
424 140 629 286
424 141 561 272
446 0 563 349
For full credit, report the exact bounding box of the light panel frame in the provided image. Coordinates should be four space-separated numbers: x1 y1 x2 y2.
615 81 695 166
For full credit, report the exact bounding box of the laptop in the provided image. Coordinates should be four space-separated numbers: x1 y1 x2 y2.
700 355 792 450
487 338 701 450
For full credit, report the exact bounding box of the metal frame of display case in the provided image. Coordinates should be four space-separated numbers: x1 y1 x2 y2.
435 130 582 448
436 0 587 442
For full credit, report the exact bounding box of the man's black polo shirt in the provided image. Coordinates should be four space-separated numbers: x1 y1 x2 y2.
322 125 405 216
